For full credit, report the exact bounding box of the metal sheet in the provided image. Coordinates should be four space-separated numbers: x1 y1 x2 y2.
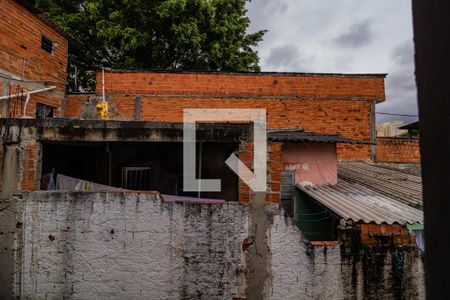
338 162 423 206
298 180 423 225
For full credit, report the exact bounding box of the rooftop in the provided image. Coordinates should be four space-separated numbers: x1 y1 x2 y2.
338 162 422 207
268 129 364 144
298 180 423 225
399 121 420 130
298 161 423 225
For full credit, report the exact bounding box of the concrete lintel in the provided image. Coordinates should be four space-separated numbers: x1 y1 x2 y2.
0 119 252 143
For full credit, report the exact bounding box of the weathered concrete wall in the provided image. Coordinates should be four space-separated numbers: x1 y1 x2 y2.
0 119 252 199
0 196 23 299
21 192 248 299
269 212 425 299
13 191 425 299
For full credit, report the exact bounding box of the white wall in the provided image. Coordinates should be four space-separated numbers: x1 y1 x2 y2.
22 192 248 299
19 191 425 299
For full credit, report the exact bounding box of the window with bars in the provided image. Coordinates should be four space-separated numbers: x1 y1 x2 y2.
121 167 151 190
35 103 55 119
41 35 54 54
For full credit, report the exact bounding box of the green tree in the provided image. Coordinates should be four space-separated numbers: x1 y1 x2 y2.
34 0 266 91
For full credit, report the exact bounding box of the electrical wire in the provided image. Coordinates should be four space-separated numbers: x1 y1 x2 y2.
376 112 419 117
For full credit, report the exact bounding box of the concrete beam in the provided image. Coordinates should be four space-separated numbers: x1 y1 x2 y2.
0 119 252 143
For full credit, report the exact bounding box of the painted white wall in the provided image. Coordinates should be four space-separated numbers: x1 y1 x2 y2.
20 191 425 299
22 192 248 299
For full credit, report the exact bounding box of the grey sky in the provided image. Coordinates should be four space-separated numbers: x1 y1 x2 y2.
246 0 418 123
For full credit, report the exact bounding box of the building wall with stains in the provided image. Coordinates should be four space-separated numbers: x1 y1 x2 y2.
0 119 282 203
270 214 425 299
20 192 249 299
281 142 338 186
0 0 68 118
6 191 425 299
64 71 386 160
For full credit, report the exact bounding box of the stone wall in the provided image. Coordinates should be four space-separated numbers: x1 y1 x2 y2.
0 191 425 299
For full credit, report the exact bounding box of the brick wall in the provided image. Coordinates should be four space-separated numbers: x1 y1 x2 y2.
376 137 421 163
238 141 282 203
63 94 95 118
64 71 385 160
360 224 415 247
95 71 385 99
60 71 386 203
19 142 40 191
0 0 68 117
268 142 282 203
0 122 40 195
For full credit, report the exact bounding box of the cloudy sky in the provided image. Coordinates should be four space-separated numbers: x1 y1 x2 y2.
246 0 418 123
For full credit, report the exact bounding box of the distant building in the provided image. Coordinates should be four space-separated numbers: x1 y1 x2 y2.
377 120 408 137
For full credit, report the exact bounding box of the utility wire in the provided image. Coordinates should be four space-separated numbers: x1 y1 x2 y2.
376 112 419 117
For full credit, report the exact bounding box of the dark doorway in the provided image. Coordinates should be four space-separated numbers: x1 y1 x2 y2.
41 141 240 201
293 189 340 241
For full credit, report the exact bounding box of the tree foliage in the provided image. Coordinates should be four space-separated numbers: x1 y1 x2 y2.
34 0 266 91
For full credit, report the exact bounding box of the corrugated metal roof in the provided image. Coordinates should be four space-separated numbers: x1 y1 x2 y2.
338 162 422 207
298 180 423 225
268 129 364 144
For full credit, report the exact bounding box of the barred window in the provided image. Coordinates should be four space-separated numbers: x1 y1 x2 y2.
36 103 55 119
41 35 53 54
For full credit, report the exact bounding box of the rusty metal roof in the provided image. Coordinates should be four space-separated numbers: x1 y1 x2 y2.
338 162 422 207
298 180 423 225
268 129 364 144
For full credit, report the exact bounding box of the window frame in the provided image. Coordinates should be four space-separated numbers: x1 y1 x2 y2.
40 35 54 54
35 103 55 119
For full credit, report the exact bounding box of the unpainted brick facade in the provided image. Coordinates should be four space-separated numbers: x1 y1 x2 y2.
0 0 68 117
64 71 386 161
376 137 421 163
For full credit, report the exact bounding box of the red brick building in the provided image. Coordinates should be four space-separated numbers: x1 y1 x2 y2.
0 1 391 203
65 70 386 160
0 0 68 118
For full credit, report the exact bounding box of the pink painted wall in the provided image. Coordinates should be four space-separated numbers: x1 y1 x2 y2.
281 143 338 186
